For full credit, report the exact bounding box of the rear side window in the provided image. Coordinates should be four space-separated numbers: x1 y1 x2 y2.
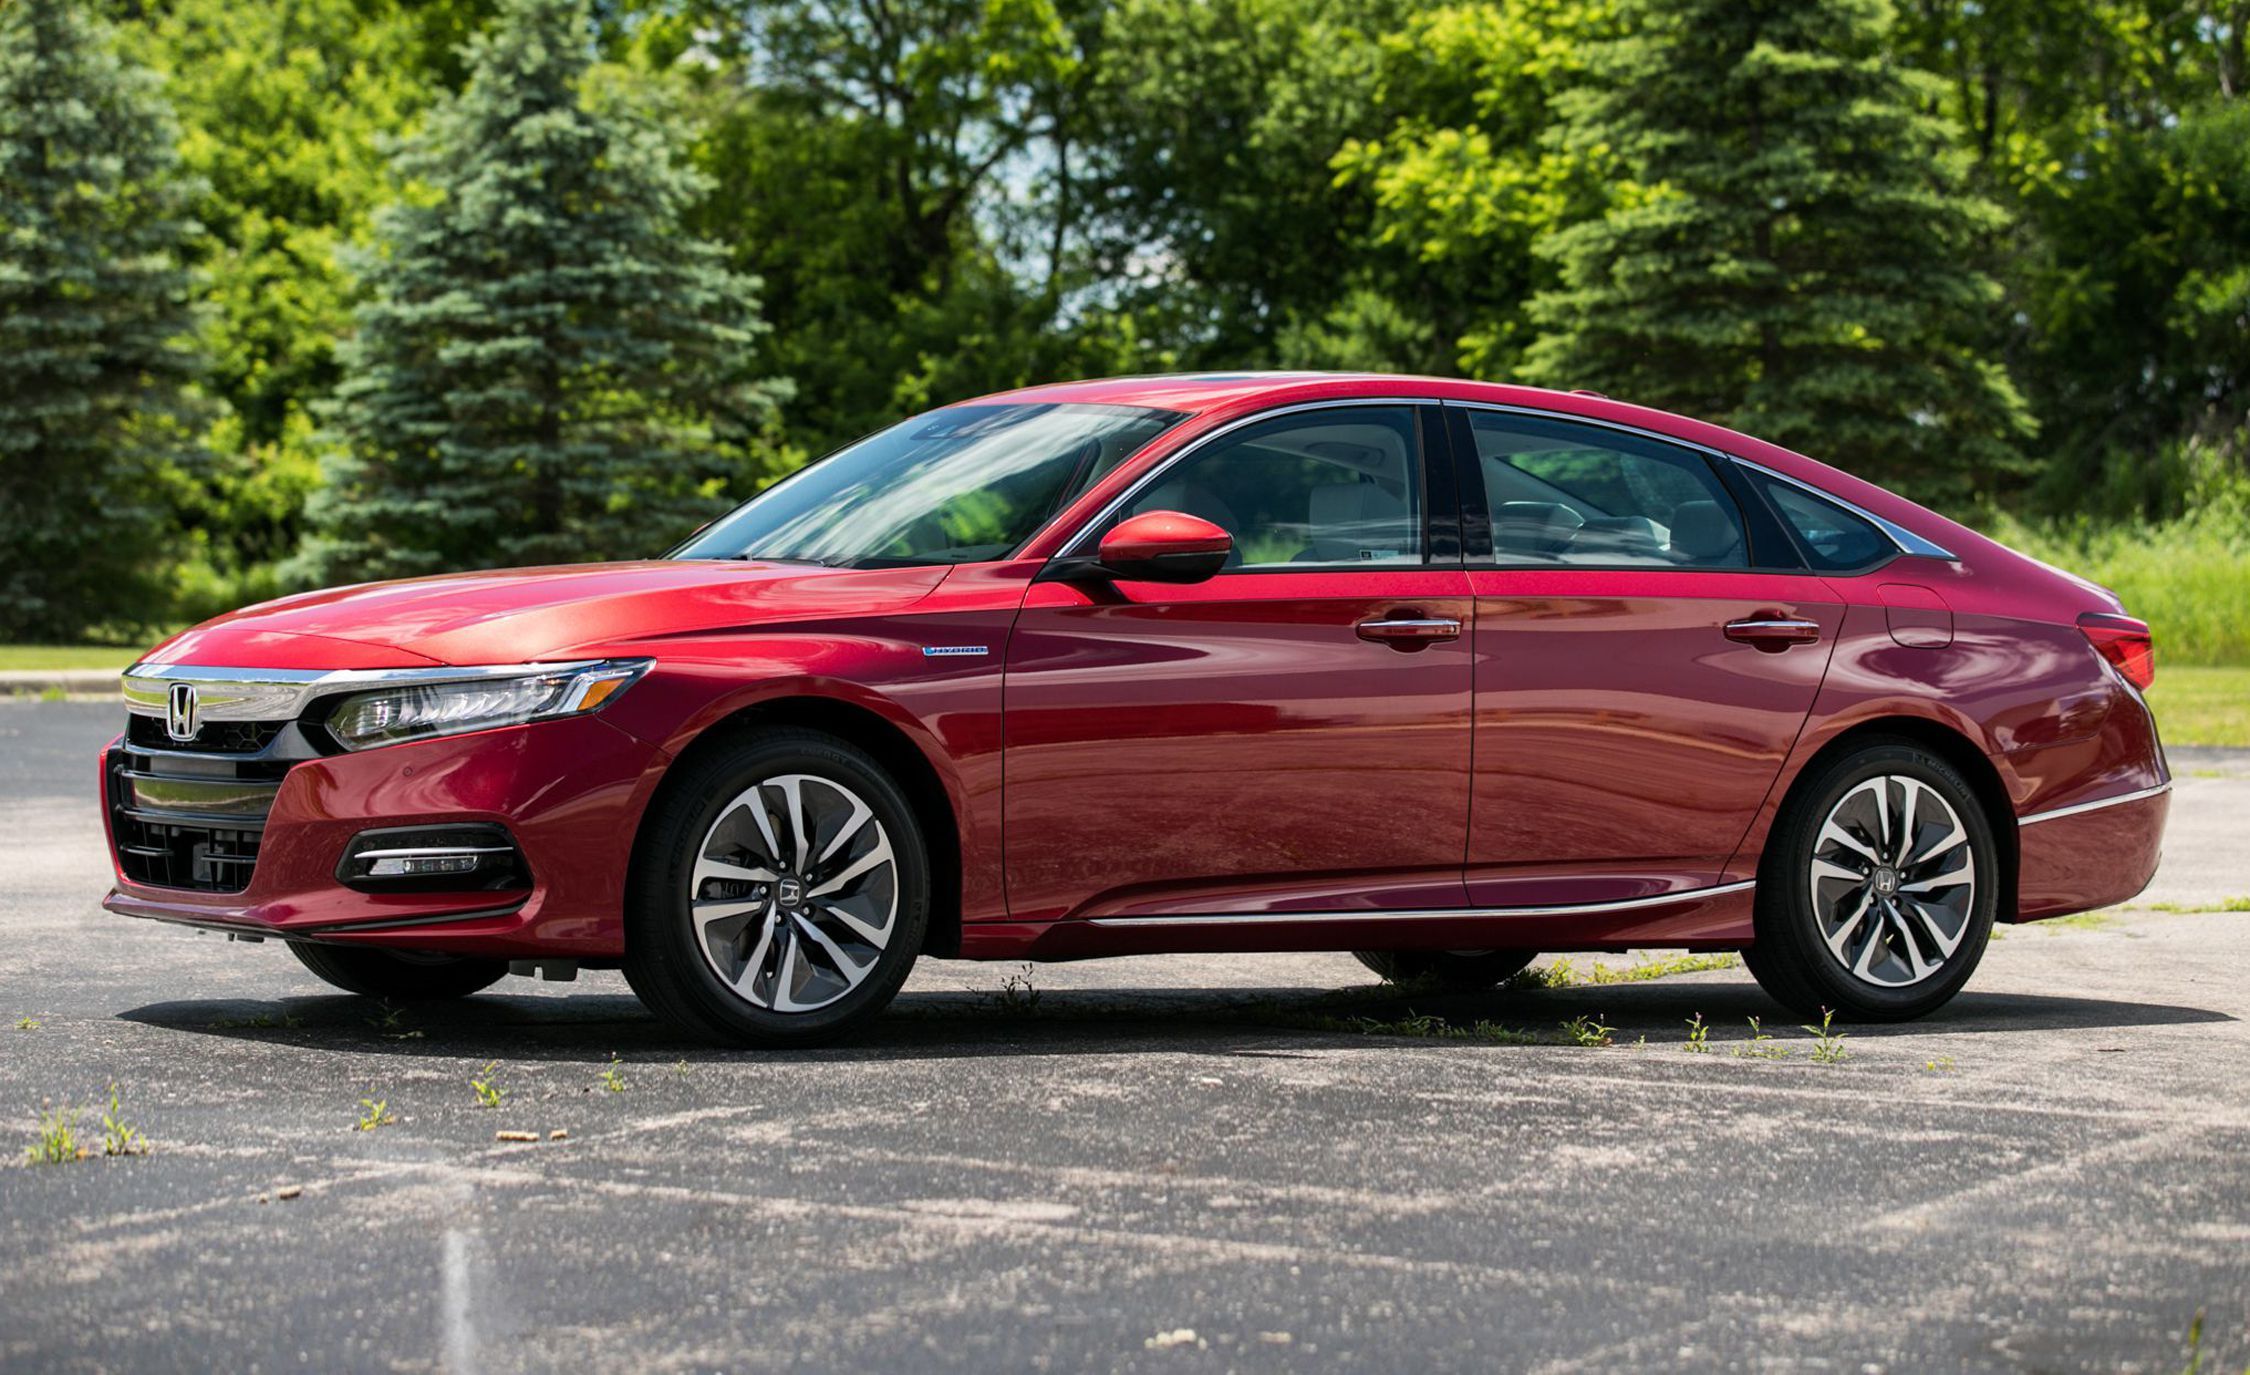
1463 411 1748 568
1752 475 1893 571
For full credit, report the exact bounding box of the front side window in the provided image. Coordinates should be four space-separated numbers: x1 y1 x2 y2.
1464 411 1748 569
1751 474 1894 571
1113 406 1425 568
674 402 1182 568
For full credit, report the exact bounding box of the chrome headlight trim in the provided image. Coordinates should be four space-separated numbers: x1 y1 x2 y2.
122 660 652 748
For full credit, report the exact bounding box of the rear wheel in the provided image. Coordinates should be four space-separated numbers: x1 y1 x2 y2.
624 728 929 1047
1352 949 1539 991
288 942 507 1000
1744 739 1997 1021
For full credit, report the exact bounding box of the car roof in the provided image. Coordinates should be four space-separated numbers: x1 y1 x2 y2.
975 371 1999 571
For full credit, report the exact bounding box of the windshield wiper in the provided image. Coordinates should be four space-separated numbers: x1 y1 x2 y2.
728 552 836 567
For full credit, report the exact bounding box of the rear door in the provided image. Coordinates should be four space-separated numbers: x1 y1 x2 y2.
1448 404 1844 908
1002 402 1476 923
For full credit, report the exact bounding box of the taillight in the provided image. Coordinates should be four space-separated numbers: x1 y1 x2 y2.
2079 612 2155 691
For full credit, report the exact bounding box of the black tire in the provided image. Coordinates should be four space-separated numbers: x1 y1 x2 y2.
623 727 929 1048
1352 949 1539 991
1744 738 1998 1022
288 942 508 1000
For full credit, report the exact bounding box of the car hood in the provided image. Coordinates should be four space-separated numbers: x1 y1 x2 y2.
140 561 955 670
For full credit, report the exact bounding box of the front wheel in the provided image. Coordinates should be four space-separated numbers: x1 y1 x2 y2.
1352 949 1538 991
623 728 929 1047
288 942 508 1000
1744 739 1998 1021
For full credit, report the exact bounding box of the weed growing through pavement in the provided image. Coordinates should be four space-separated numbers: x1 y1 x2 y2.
675 1060 691 1077
1684 1013 1710 1053
1560 1014 1615 1047
14 1016 36 1031
1733 1017 1792 1060
470 1063 507 1110
2138 896 2250 914
1802 1008 1849 1064
600 1055 627 1093
23 1105 81 1164
987 964 1042 1015
1508 953 1739 990
355 1098 395 1131
100 1084 146 1156
1923 1056 1957 1073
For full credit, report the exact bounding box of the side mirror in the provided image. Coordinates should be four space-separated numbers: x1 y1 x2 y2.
1095 510 1233 584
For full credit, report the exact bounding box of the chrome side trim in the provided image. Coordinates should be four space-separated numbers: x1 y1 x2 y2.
121 661 604 722
1732 456 1959 561
2017 783 2172 828
1082 879 1757 928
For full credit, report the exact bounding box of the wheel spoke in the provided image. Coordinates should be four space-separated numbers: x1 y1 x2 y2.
1896 779 1922 864
817 794 875 866
777 777 812 873
730 915 777 1007
1902 896 1968 959
694 856 777 888
1819 820 1881 865
1908 817 1967 868
794 914 871 983
1811 858 1868 887
817 900 889 947
809 837 894 900
1901 863 1970 894
1822 889 1874 966
1872 780 1893 865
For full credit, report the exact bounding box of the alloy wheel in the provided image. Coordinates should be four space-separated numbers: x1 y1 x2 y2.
1809 774 1978 988
688 773 900 1014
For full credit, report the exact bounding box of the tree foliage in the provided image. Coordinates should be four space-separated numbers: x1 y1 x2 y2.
309 0 788 580
1521 0 2033 500
0 0 203 639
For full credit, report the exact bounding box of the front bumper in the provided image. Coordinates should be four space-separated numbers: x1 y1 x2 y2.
101 714 670 956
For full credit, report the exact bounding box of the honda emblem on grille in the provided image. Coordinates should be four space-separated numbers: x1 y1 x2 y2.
166 682 200 741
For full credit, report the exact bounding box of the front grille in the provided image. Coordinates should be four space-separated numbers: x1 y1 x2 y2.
126 714 287 755
109 724 295 894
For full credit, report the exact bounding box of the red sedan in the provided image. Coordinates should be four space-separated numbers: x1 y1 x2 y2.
103 374 2170 1045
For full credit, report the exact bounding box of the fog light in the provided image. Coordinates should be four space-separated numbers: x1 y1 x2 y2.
363 852 487 879
336 824 529 893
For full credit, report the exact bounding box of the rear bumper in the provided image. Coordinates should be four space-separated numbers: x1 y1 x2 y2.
2013 786 2169 922
101 714 670 957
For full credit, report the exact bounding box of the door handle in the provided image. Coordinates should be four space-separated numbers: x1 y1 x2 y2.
1725 616 1822 651
1357 616 1462 645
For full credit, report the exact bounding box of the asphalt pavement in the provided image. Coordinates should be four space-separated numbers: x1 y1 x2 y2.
3 700 2247 1372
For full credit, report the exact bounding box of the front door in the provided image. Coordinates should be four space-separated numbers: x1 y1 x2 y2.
1002 403 1475 923
1448 404 1843 908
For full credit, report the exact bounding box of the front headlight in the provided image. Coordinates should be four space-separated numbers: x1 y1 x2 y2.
325 660 652 751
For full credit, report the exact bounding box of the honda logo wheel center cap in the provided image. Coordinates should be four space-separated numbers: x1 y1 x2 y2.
776 877 804 908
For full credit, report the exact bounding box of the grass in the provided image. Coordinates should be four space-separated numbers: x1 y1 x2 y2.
1990 503 2250 667
2135 897 2250 914
23 1106 82 1165
2145 666 2250 747
0 644 138 672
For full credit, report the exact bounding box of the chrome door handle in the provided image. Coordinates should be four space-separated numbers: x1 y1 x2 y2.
1357 617 1461 644
1724 617 1822 651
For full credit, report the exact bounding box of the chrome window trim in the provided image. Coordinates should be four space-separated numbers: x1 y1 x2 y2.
1053 396 1442 560
1732 456 1958 561
121 661 605 722
1084 879 1756 927
2017 782 2171 827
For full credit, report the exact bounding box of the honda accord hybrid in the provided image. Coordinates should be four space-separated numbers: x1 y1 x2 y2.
103 373 2169 1045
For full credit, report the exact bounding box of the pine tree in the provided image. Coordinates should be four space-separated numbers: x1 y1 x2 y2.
308 0 788 581
0 0 203 640
1520 0 2031 501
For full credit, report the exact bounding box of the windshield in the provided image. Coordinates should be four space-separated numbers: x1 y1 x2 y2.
672 402 1184 568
